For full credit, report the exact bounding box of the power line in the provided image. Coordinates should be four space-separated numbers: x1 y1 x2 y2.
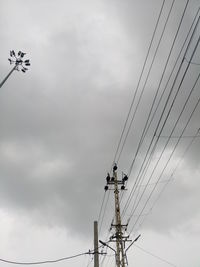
99 191 111 236
158 134 200 138
125 11 200 218
129 69 200 233
86 256 94 267
121 14 200 220
119 0 192 220
133 126 199 233
103 0 179 240
96 0 166 248
184 56 200 65
0 245 106 266
134 128 200 233
116 0 176 164
134 244 179 267
123 33 199 225
130 61 200 227
112 0 166 166
126 0 190 175
98 192 106 223
0 252 87 265
119 0 186 221
99 4 200 265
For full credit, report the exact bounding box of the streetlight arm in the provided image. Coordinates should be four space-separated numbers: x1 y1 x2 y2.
0 50 30 89
0 65 16 89
99 240 116 254
125 234 141 253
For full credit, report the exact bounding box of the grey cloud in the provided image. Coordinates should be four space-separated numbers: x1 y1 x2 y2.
0 0 199 244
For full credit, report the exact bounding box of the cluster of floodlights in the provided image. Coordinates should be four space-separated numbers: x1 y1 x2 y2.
8 50 30 73
104 164 128 191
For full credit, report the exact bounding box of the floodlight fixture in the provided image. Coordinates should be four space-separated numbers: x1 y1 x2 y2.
0 50 31 89
8 50 30 73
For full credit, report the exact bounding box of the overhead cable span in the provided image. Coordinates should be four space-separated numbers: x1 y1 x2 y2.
0 250 96 265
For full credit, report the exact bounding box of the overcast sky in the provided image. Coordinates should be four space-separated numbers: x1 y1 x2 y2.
0 0 200 267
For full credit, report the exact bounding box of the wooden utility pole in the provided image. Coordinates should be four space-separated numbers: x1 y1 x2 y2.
94 221 99 267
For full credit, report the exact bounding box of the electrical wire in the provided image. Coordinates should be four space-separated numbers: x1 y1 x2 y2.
125 12 200 218
120 0 193 218
130 60 200 225
86 256 93 267
99 3 199 263
97 0 166 240
103 0 182 239
104 256 114 267
0 245 106 266
0 252 88 265
98 192 106 223
121 14 200 219
130 70 200 233
134 244 179 267
159 134 200 138
112 0 166 166
119 0 188 221
99 191 111 236
184 56 200 65
134 128 200 233
140 7 200 146
99 245 108 267
126 0 190 175
116 0 176 164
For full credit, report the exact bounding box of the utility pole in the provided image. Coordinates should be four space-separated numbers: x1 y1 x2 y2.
94 221 99 267
113 165 125 267
88 221 106 265
103 164 130 267
0 50 30 89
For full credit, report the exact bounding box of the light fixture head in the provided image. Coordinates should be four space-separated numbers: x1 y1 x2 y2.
8 50 30 73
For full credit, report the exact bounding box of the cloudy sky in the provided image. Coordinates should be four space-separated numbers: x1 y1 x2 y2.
0 0 200 266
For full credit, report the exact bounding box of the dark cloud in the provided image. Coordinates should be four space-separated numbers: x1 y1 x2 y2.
0 4 199 264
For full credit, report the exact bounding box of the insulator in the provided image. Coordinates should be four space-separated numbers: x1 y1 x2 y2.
106 173 110 182
113 164 117 171
121 185 125 190
104 185 108 191
111 177 115 182
123 175 128 181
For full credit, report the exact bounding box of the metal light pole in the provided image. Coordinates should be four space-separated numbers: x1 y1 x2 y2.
0 50 30 89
